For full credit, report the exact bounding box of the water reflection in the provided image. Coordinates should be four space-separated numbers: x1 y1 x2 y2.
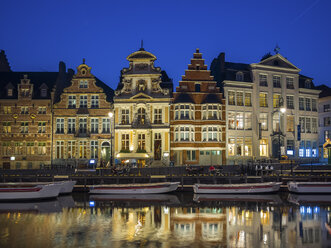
0 193 331 248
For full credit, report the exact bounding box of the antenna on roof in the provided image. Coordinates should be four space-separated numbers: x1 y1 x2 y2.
139 40 145 51
274 44 280 54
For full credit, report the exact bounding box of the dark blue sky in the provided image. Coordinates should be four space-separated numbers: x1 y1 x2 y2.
1 0 330 89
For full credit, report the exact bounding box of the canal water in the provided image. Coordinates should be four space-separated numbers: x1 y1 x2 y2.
0 193 330 248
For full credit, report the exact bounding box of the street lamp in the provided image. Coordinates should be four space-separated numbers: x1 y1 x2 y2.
277 98 286 160
108 112 113 168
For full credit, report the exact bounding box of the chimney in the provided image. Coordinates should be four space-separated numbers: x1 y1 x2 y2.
0 50 11 72
219 52 225 73
58 61 66 74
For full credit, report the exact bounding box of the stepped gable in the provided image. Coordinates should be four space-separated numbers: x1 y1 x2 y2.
181 48 214 82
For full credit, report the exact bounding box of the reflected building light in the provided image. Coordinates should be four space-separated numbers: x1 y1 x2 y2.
89 201 95 207
163 207 169 214
300 206 305 214
314 207 320 214
263 233 268 245
307 207 312 214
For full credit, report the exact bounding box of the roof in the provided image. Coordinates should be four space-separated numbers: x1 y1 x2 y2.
315 84 331 98
126 50 157 61
174 93 194 104
222 62 252 82
0 71 59 99
202 94 220 104
95 77 114 103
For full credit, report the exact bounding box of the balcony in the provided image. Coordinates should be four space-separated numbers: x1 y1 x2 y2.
75 129 90 137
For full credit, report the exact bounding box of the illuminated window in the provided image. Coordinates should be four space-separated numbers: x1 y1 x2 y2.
38 142 46 155
228 91 235 105
299 141 305 157
137 108 146 124
138 134 146 151
121 134 129 151
236 92 243 106
259 113 268 131
273 94 280 108
20 122 28 133
236 138 243 156
79 141 87 158
286 115 294 132
244 92 251 106
259 93 268 107
244 138 252 156
245 112 252 130
228 112 235 130
67 141 76 158
305 141 311 157
121 109 129 124
154 108 162 124
91 140 98 159
56 141 64 159
325 130 330 141
260 139 268 157
236 112 244 130
2 142 11 155
3 106 11 114
228 138 235 156
26 142 34 155
3 122 11 133
287 140 294 156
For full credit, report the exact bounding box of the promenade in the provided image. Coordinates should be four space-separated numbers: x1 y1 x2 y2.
1 163 331 192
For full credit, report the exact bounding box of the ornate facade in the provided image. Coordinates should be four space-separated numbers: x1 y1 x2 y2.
171 49 226 166
113 48 172 167
52 61 113 167
0 52 68 169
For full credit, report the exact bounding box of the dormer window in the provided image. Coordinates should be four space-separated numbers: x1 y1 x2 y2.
41 88 47 97
236 72 244 81
79 80 88 88
7 89 13 97
305 79 311 89
21 89 30 97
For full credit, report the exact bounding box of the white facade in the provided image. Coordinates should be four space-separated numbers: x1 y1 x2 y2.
224 54 320 163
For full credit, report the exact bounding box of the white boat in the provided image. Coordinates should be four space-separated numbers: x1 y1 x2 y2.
89 182 180 194
193 194 283 204
0 181 77 194
193 182 282 194
288 181 331 194
0 183 61 201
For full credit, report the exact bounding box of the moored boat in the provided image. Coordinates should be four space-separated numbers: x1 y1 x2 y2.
193 182 282 194
0 183 61 201
288 181 331 194
89 194 180 205
89 182 180 194
288 193 331 205
0 181 77 194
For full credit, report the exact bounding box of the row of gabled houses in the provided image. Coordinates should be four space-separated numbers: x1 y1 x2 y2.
0 48 329 169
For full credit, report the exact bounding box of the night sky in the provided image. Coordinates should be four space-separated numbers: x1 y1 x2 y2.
1 0 330 89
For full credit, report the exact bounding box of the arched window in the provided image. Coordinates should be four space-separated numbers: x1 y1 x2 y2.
137 108 146 124
236 72 244 81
